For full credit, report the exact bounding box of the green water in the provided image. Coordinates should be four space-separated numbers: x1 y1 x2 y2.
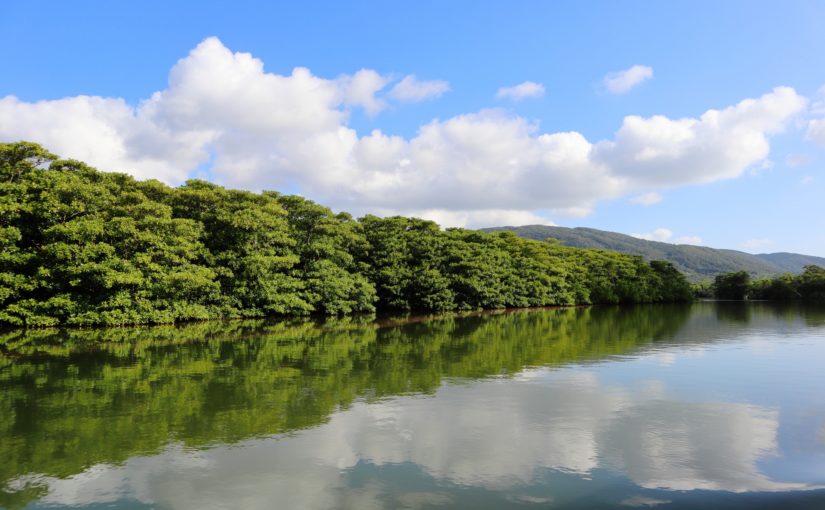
1 303 824 509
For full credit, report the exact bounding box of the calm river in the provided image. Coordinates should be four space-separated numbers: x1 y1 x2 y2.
1 302 824 509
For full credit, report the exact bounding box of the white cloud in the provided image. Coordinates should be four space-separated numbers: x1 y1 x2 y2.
805 84 825 147
810 85 825 116
339 69 391 115
595 87 806 188
0 38 808 228
801 175 815 184
807 118 825 146
552 205 594 218
630 192 662 206
0 95 210 183
388 75 450 102
390 208 555 229
631 229 702 245
742 238 773 250
632 228 673 242
603 65 653 95
496 81 545 101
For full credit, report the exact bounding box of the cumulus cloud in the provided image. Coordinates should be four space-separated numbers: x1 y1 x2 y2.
805 85 825 147
383 208 555 229
632 228 673 242
388 75 450 102
595 87 806 188
630 192 662 206
742 238 773 250
339 69 391 115
496 81 545 101
0 37 807 227
0 95 207 183
631 229 702 245
807 119 825 146
810 85 825 116
603 65 653 94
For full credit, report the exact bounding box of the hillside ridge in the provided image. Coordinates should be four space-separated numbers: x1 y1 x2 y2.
482 225 825 281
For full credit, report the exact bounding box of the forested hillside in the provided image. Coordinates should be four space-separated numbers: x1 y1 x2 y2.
484 225 823 281
754 252 825 273
0 142 693 327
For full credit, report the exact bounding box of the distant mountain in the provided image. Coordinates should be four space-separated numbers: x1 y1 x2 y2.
482 225 825 281
754 252 825 273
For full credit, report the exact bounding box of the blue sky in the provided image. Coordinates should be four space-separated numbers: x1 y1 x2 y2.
2 1 825 255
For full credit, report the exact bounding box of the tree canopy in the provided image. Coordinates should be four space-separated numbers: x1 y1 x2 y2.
0 141 694 327
746 265 825 302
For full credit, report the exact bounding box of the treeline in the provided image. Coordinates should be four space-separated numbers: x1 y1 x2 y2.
0 142 692 327
703 266 825 301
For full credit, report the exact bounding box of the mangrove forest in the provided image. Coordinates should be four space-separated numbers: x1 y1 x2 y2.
1 141 695 327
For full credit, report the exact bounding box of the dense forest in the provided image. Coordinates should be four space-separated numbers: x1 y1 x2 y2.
0 142 695 327
708 266 825 301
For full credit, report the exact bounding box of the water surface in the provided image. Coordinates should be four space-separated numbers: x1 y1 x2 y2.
1 303 824 509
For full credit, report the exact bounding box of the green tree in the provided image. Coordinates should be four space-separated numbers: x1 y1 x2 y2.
713 271 751 300
749 274 798 301
796 265 825 302
171 180 308 316
0 141 698 327
276 195 376 314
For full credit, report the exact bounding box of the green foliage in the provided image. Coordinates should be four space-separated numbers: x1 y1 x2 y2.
714 265 825 302
0 142 693 327
749 273 798 301
359 218 691 312
650 260 695 302
713 271 751 300
797 265 825 302
691 281 714 299
275 195 376 315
